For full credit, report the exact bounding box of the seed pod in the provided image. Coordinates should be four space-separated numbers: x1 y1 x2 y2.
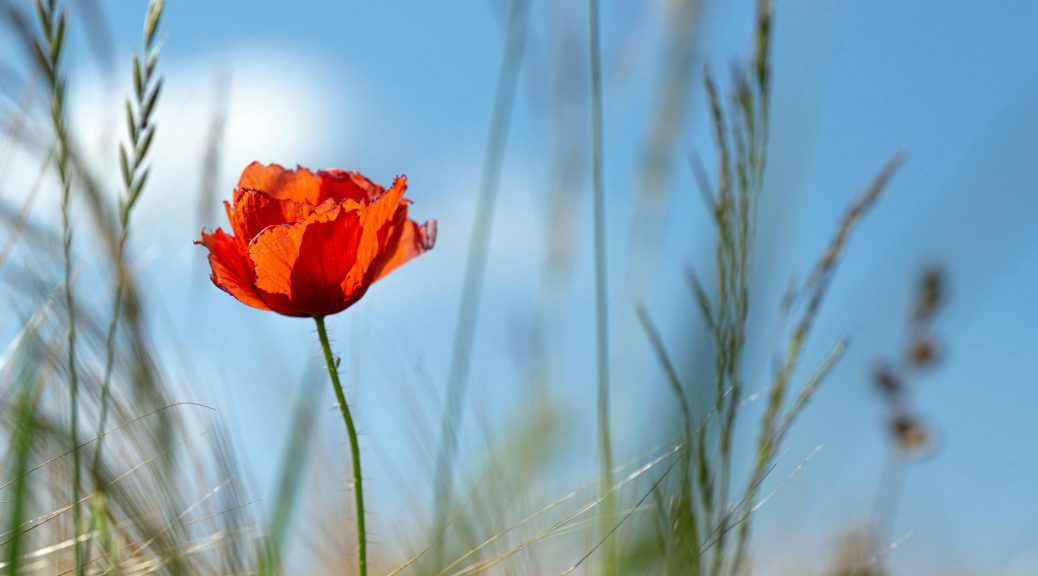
914 266 944 322
872 364 902 398
909 332 938 368
890 413 931 454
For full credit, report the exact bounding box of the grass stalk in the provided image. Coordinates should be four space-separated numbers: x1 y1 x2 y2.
33 0 83 571
432 0 528 558
587 0 615 572
315 316 367 576
90 6 163 569
93 0 164 487
731 155 902 575
636 304 702 574
258 373 322 575
5 388 41 574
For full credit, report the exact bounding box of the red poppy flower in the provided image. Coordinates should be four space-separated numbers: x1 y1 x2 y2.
197 162 436 317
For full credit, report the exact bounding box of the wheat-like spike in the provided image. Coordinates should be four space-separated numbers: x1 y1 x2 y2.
92 4 167 567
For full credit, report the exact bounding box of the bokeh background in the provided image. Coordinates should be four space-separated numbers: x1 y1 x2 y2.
2 0 1037 573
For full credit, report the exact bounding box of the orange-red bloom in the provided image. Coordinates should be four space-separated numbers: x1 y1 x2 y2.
197 162 436 317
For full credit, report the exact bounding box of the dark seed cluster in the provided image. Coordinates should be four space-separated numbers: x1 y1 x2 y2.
871 265 946 456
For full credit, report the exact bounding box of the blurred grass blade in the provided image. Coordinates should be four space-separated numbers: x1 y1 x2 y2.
4 384 42 573
258 372 322 575
433 0 529 558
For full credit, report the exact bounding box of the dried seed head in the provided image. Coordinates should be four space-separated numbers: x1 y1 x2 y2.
872 364 903 398
828 530 887 576
914 266 944 322
890 414 931 454
909 333 939 368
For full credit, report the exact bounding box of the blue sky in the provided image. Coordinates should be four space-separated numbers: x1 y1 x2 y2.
4 0 1038 572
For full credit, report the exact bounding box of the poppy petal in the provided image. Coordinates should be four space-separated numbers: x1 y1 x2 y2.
238 161 322 204
374 218 437 282
249 205 363 317
318 169 385 202
196 228 269 311
340 177 409 294
359 176 408 262
205 163 433 318
230 188 314 242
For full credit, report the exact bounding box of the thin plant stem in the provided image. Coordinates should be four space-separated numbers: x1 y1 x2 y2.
62 129 82 576
314 316 366 576
34 0 83 571
869 450 907 561
588 0 615 572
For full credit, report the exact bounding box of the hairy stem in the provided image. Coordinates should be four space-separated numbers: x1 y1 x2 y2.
315 316 366 576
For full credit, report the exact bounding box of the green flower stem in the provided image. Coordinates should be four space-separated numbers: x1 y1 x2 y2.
314 316 366 576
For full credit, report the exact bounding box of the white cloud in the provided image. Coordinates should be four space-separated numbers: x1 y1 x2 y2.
5 42 548 311
113 45 357 249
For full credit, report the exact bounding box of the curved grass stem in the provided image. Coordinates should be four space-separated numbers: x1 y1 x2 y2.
314 316 366 576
